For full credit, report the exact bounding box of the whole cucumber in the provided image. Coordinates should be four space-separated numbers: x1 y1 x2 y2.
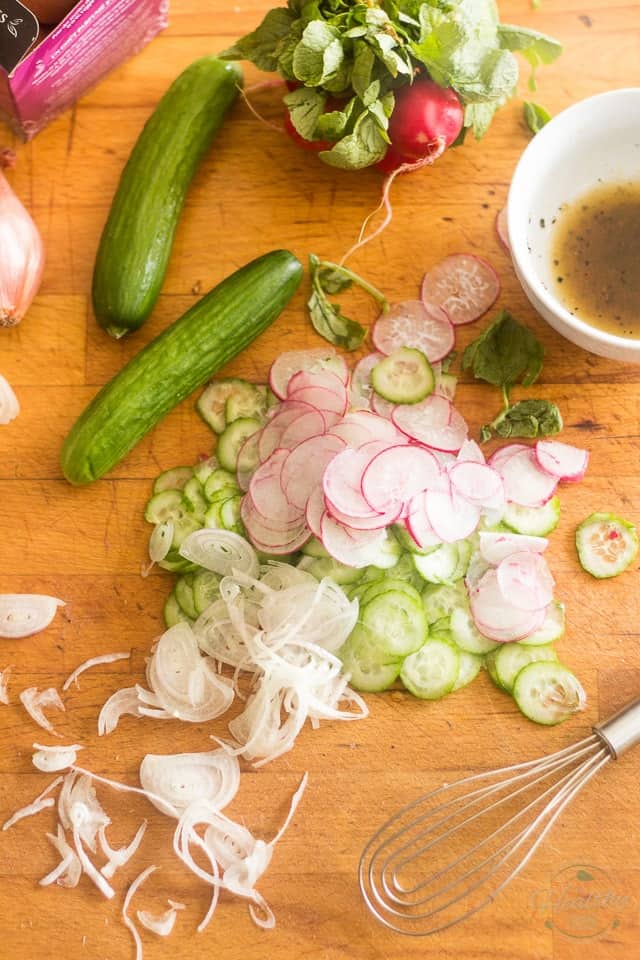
62 251 303 485
92 56 242 339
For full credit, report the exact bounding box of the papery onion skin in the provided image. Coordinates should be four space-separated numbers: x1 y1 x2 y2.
0 171 45 327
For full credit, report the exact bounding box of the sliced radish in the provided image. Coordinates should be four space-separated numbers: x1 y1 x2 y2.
392 396 467 452
405 495 443 550
269 348 343 400
424 486 481 543
479 531 548 564
249 451 305 526
421 254 500 326
349 353 385 410
370 392 396 420
319 514 387 568
328 410 399 448
496 551 555 612
456 439 486 464
495 208 510 253
288 385 346 419
372 300 455 363
305 486 326 539
280 434 345 510
278 408 327 449
361 445 441 512
534 439 589 482
322 442 393 520
487 443 529 470
258 401 319 461
326 499 402 531
448 461 503 507
241 497 310 554
469 569 547 642
495 448 559 507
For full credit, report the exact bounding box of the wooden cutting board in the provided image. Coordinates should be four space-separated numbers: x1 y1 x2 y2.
1 2 639 958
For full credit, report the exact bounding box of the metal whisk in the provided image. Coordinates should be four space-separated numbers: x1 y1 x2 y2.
359 697 640 935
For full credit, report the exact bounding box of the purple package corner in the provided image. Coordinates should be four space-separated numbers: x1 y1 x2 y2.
0 0 169 139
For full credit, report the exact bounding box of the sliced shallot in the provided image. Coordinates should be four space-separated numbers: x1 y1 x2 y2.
179 528 260 579
0 665 11 703
0 594 64 639
98 686 142 735
32 742 83 772
62 650 130 691
123 865 157 960
2 775 63 830
139 749 240 816
0 373 19 424
19 686 65 736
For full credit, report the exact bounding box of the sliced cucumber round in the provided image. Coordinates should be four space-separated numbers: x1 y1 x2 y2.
217 417 262 472
144 489 187 524
175 574 198 620
371 347 435 404
164 590 193 628
512 661 586 725
339 626 402 693
360 589 427 658
192 570 221 615
492 642 557 692
413 543 462 584
152 465 194 494
400 638 459 700
450 605 499 654
451 649 483 691
422 581 467 624
576 512 638 579
519 601 565 646
503 496 560 536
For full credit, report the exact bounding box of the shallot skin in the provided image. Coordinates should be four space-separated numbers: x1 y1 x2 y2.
0 171 45 327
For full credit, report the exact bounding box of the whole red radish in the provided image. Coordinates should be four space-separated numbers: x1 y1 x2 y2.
378 79 463 173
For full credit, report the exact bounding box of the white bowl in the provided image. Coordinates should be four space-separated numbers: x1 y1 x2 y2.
507 88 640 363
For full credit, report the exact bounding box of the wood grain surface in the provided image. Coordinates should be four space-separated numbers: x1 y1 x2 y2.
1 2 640 959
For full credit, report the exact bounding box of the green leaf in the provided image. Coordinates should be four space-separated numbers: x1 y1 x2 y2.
292 20 345 85
523 100 551 135
307 254 388 349
464 101 498 139
462 311 544 393
351 42 376 98
317 266 353 294
498 24 562 90
576 869 595 881
314 98 356 139
485 398 563 440
319 111 388 169
218 7 296 72
284 86 327 139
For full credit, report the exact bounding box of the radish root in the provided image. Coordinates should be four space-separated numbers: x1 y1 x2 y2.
236 82 287 134
340 137 447 266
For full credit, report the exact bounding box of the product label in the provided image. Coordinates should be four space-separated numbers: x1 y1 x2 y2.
0 0 38 72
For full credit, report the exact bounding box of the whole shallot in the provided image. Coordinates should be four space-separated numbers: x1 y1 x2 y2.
0 168 44 326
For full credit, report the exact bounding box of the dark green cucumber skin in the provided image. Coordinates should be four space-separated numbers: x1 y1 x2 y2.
92 56 242 339
62 251 303 485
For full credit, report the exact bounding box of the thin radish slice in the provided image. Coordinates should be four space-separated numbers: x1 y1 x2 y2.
241 497 310 554
328 410 397 447
349 353 385 409
534 439 589 482
287 367 348 399
278 408 327 449
249 450 305 526
405 495 443 550
258 402 318 462
305 486 326 540
421 254 500 326
319 514 387 568
479 531 548 564
456 439 486 464
496 551 555 612
269 348 340 399
322 444 389 520
288 385 346 419
448 461 504 506
424 487 481 543
326 498 402 531
392 396 467 452
370 392 395 420
281 434 345 510
495 448 559 507
236 430 262 491
487 443 529 469
469 569 547 642
495 208 510 252
361 445 441 512
372 300 455 362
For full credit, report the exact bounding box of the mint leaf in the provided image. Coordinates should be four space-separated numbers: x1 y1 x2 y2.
219 7 295 72
523 100 551 134
319 111 387 169
463 311 544 392
284 86 327 140
485 398 563 440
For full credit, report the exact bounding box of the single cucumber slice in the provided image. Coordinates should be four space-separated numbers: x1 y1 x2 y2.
225 382 267 423
492 642 557 692
450 605 499 654
192 570 221 614
144 490 187 524
219 495 243 533
196 378 245 434
451 538 472 580
519 601 566 646
164 590 193 628
217 417 262 472
371 347 435 404
451 650 483 691
393 523 440 556
400 638 459 699
358 578 424 609
175 574 199 620
576 512 639 579
171 512 202 548
152 465 193 494
304 557 364 585
203 468 240 501
413 543 463 585
183 476 208 521
300 536 330 559
158 549 198 573
192 456 218 485
422 582 467 625
339 626 402 693
360 590 427 658
503 496 560 536
512 661 586 725
366 531 403 570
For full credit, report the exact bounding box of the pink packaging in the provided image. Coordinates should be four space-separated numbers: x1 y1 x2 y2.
0 0 168 139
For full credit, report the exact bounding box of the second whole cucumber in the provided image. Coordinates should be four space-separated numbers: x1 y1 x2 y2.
92 55 242 339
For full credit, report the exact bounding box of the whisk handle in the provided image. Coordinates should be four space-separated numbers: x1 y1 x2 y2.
593 697 640 758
